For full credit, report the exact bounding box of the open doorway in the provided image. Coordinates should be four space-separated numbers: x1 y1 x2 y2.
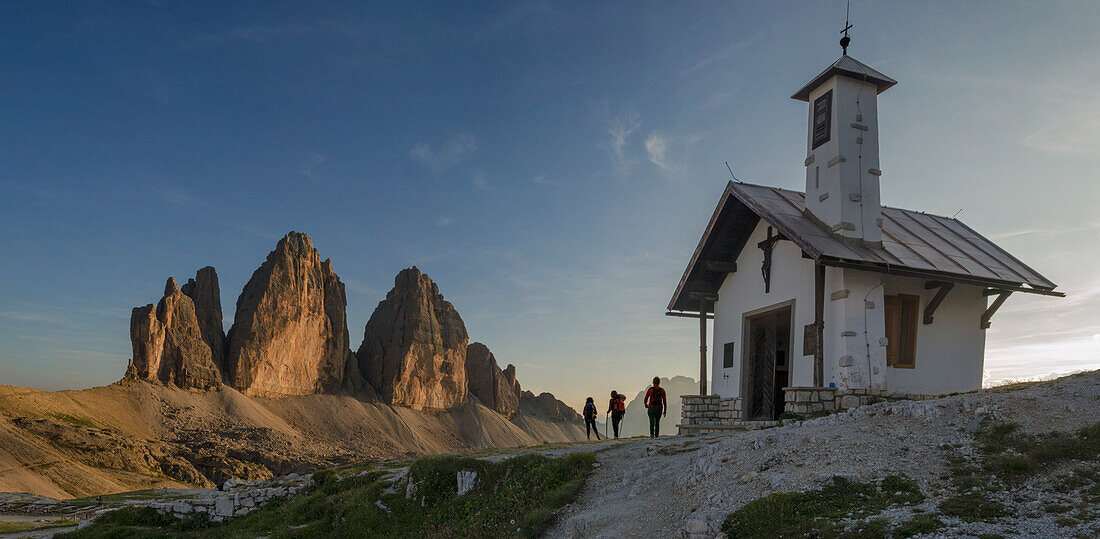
745 304 792 420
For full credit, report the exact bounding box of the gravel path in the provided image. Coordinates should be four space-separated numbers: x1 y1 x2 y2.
545 370 1100 538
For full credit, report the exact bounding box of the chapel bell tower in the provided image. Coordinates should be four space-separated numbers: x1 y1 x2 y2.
792 34 896 246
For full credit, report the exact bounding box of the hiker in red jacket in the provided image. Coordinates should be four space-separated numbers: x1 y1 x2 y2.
643 377 667 438
608 390 626 439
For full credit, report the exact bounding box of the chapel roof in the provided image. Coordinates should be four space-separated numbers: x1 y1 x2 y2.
667 181 1062 313
791 55 897 101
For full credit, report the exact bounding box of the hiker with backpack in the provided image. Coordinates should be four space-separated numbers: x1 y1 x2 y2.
643 377 667 439
608 390 626 439
582 397 601 440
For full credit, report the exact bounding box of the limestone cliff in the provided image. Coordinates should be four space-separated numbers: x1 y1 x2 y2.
356 267 468 409
180 266 226 376
465 342 519 418
226 232 356 396
125 278 221 391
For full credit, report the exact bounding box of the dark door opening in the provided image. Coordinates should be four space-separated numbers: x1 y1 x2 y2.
747 306 792 420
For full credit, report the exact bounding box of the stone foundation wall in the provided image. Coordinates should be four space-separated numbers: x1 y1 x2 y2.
783 386 940 415
680 394 741 427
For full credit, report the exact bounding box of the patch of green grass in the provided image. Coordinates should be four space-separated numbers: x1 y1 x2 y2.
60 452 596 539
892 514 943 537
48 412 99 429
974 422 1100 480
938 493 1007 522
721 475 924 538
0 520 77 534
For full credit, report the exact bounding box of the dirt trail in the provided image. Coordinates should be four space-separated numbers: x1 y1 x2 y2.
546 370 1100 538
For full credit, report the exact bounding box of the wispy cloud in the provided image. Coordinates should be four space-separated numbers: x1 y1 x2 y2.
471 170 488 190
644 131 676 175
0 311 65 324
302 152 326 181
436 216 454 227
1023 96 1100 155
679 39 752 76
343 278 382 299
410 133 478 174
163 186 198 207
602 110 642 179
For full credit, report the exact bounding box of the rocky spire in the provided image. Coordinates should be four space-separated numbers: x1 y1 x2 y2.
125 277 222 390
226 232 357 396
356 267 468 410
180 266 225 376
465 342 519 418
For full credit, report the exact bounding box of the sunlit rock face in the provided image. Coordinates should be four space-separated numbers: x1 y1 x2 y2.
357 267 468 410
226 232 356 397
126 277 222 391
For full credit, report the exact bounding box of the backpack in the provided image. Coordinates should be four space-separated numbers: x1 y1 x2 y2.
611 396 626 414
583 402 596 420
647 387 666 407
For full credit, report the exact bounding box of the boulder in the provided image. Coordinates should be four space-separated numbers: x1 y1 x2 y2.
226 232 356 396
356 267 468 409
125 278 221 390
180 266 226 375
465 343 519 418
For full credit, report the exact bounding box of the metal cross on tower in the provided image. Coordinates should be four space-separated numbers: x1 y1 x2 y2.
840 1 853 55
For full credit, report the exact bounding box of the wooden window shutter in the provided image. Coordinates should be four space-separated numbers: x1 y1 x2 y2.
885 295 901 367
885 294 919 369
812 90 832 149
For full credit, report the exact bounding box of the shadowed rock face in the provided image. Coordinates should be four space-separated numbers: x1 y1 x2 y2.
465 342 519 418
226 232 356 397
125 278 221 391
180 266 225 377
357 267 468 410
503 364 521 396
519 390 581 423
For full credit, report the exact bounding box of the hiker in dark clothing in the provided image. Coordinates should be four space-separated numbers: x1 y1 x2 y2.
643 377 667 438
608 390 626 439
582 397 601 440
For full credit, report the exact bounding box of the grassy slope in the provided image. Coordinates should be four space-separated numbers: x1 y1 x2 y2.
0 382 585 499
720 420 1100 538
59 452 596 538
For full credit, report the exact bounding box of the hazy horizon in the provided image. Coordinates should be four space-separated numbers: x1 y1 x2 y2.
2 1 1098 410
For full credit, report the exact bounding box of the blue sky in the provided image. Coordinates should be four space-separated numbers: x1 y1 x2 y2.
1 1 1097 409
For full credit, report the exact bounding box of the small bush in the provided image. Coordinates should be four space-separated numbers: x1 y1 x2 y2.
311 467 338 486
893 514 943 537
939 493 1006 522
721 475 924 538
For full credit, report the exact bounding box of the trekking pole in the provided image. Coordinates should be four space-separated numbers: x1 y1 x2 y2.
605 414 609 439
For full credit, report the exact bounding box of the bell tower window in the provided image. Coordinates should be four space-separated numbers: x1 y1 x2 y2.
812 90 832 149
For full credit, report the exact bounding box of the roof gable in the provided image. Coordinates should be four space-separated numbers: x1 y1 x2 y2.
668 182 1061 313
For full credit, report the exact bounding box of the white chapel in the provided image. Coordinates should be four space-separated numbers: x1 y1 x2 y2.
669 40 1063 430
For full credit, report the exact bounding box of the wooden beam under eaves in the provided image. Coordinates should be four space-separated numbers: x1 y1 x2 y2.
980 291 1013 329
687 291 719 302
705 260 738 273
923 281 954 325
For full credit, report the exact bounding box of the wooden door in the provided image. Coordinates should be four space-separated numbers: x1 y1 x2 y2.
749 315 778 420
